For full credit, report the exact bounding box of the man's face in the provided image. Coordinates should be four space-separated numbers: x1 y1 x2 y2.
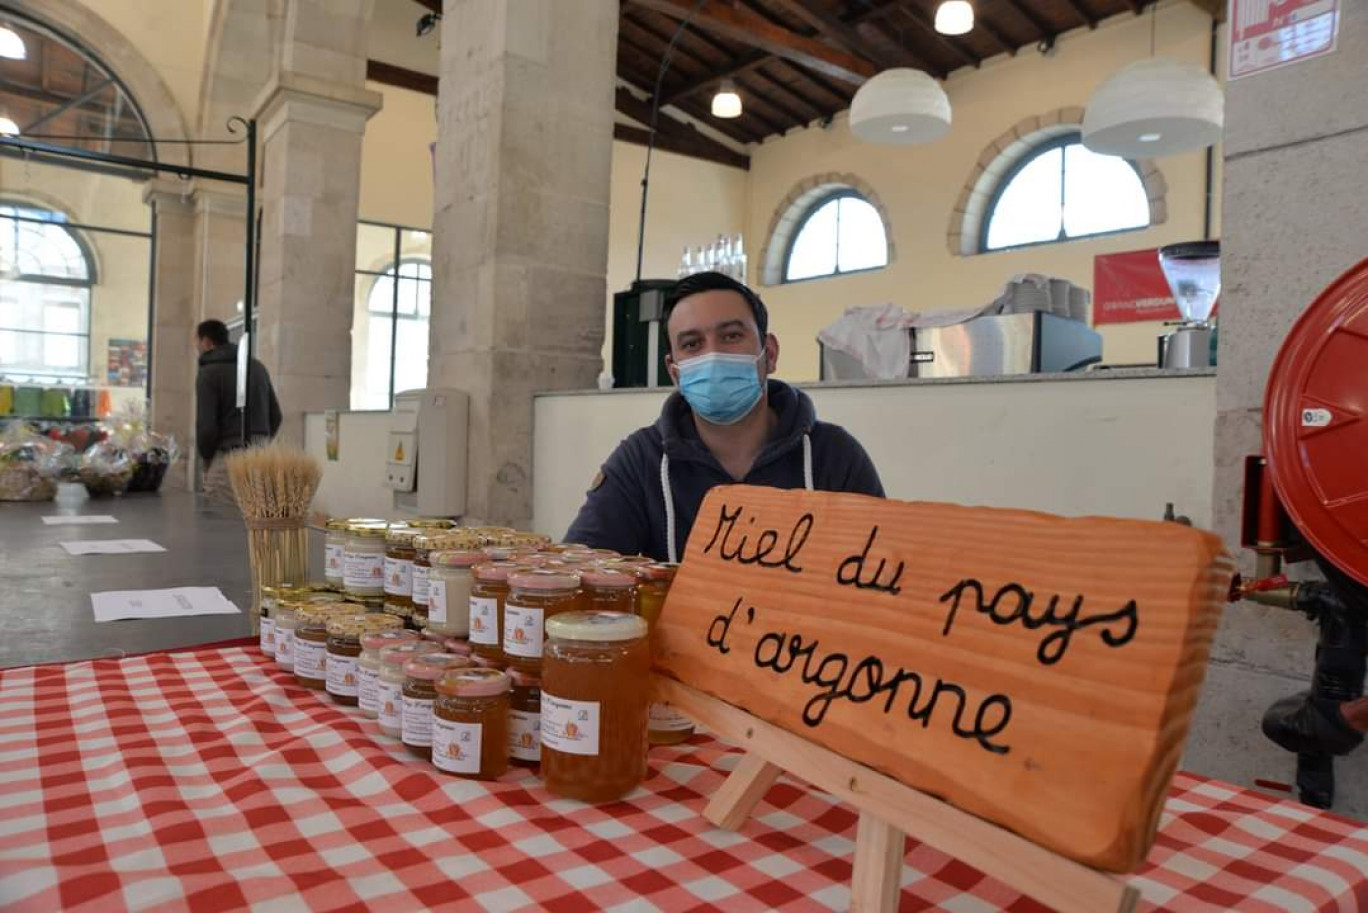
193 334 213 355
665 289 779 385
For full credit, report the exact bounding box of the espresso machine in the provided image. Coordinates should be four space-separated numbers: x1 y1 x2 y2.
1158 241 1221 369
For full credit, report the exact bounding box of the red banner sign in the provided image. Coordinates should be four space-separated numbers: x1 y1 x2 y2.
1093 248 1181 326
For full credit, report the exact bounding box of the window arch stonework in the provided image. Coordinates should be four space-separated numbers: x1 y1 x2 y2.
760 172 895 286
946 107 1169 257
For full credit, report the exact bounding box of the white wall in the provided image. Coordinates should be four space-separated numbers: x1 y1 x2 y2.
533 373 1216 541
303 410 395 519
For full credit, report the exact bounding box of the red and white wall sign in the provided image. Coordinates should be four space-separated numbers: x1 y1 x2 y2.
1229 0 1340 80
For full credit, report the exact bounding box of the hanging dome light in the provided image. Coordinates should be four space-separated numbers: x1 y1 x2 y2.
849 68 951 145
935 0 974 35
1082 58 1223 158
0 116 18 136
0 26 25 61
711 80 742 119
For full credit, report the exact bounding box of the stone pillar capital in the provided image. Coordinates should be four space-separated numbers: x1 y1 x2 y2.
250 70 382 142
189 183 246 217
141 179 196 213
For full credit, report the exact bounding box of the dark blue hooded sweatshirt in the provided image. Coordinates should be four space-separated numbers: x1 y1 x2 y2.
565 380 884 561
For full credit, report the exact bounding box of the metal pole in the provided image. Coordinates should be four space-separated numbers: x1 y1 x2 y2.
241 119 257 446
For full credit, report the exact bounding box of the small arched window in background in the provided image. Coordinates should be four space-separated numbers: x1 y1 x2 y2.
784 192 888 283
982 135 1149 252
0 204 93 381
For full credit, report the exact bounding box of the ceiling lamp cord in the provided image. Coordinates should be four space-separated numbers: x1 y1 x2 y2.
634 0 709 284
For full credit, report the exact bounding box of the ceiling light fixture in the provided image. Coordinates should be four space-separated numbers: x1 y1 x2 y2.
0 26 25 61
1082 58 1223 158
711 80 742 119
850 68 951 145
934 0 974 36
0 117 19 136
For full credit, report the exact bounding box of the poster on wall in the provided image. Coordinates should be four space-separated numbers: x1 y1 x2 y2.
1229 0 1339 80
106 339 148 387
1093 249 1180 325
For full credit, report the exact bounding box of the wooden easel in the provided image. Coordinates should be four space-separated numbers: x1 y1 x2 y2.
655 676 1141 913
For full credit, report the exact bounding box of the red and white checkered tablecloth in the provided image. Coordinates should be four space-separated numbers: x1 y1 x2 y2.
0 645 1365 913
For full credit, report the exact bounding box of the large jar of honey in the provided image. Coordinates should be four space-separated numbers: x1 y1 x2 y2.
503 569 583 674
580 566 637 614
383 526 418 614
293 603 360 690
469 561 519 665
326 613 402 706
401 653 473 759
508 668 541 768
635 563 693 745
432 668 511 780
428 548 483 638
541 611 650 802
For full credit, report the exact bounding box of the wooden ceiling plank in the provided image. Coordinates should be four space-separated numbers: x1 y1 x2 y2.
616 83 758 148
768 0 917 69
748 68 824 122
863 17 949 76
974 11 1020 55
411 0 440 14
660 50 771 104
628 0 877 84
614 122 750 169
997 0 1055 42
621 13 719 74
895 4 980 69
1059 0 1100 29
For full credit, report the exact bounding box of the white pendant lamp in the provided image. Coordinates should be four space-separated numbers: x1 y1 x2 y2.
0 117 18 136
849 68 951 145
0 26 24 61
711 80 742 119
1082 58 1223 158
934 0 974 36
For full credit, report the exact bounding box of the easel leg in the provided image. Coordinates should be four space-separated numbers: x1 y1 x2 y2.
703 752 783 831
851 812 905 913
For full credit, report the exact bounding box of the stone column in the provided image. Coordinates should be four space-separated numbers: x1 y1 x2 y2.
1188 4 1368 817
144 181 198 491
191 185 246 327
429 0 619 528
251 72 381 444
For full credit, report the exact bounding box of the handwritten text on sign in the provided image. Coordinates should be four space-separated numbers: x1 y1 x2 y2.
653 487 1233 872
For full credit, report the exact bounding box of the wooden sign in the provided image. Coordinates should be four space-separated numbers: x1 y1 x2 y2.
654 486 1234 875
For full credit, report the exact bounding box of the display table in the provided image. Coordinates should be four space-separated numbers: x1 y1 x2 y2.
1 644 1364 912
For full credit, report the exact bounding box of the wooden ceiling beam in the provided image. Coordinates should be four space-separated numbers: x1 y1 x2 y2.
411 0 440 14
628 0 876 84
660 51 770 105
768 0 930 71
613 123 749 169
974 12 1019 55
748 69 823 123
365 59 438 95
894 5 980 69
997 0 1055 43
615 84 758 152
1059 0 1100 29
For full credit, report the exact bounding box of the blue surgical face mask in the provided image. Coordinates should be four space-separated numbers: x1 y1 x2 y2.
676 351 765 426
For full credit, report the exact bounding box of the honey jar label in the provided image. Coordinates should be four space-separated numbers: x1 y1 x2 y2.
357 666 380 713
412 566 431 606
384 557 414 597
509 710 540 761
295 641 327 681
429 580 448 625
648 703 693 732
377 681 403 730
325 543 344 573
432 718 482 774
259 618 275 657
469 597 499 645
503 605 544 658
326 654 359 697
402 695 435 747
541 694 600 756
344 552 385 590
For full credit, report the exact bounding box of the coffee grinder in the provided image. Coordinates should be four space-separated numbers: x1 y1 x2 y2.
1157 241 1220 369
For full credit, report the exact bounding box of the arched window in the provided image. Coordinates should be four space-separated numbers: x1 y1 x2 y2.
355 256 431 410
0 203 94 381
784 192 889 283
982 134 1149 252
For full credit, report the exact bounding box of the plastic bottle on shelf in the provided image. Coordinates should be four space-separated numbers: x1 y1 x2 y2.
732 233 747 283
677 246 691 279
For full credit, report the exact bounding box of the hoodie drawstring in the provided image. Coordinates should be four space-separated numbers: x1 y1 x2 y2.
661 433 813 564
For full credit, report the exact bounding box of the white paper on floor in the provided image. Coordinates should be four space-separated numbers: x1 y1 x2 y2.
91 587 241 623
42 515 118 526
61 540 166 556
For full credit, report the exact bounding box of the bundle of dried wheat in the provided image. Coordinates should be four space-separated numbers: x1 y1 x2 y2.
225 444 322 634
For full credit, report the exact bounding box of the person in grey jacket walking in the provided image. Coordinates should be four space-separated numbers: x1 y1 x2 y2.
194 319 281 504
566 272 883 562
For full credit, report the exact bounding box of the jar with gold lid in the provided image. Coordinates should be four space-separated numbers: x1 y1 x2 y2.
259 584 307 658
407 517 455 531
326 613 403 705
358 629 420 718
383 525 419 616
410 532 451 627
377 641 442 737
541 611 650 802
324 519 349 586
343 521 388 598
432 667 511 780
428 549 483 638
402 653 474 758
273 598 311 672
504 569 583 675
293 603 360 689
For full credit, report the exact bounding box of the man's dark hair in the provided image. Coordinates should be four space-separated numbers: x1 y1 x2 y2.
664 271 769 341
196 319 230 347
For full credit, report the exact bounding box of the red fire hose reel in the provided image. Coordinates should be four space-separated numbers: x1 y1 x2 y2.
1251 255 1368 587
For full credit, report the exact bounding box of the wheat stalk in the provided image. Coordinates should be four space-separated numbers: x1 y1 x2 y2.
225 443 322 635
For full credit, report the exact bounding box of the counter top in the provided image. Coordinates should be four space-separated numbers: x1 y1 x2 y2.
535 366 1217 398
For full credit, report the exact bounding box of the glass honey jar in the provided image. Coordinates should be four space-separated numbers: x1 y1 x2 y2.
469 561 521 665
343 521 388 598
635 562 693 744
401 653 473 759
504 569 583 675
383 526 418 614
326 613 402 706
541 611 650 802
580 566 637 614
358 629 421 719
508 668 541 768
323 519 349 586
428 549 484 638
377 641 442 737
292 603 357 689
432 668 511 780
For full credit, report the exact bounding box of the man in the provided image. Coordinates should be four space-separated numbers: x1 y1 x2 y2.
566 271 883 561
195 319 282 504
